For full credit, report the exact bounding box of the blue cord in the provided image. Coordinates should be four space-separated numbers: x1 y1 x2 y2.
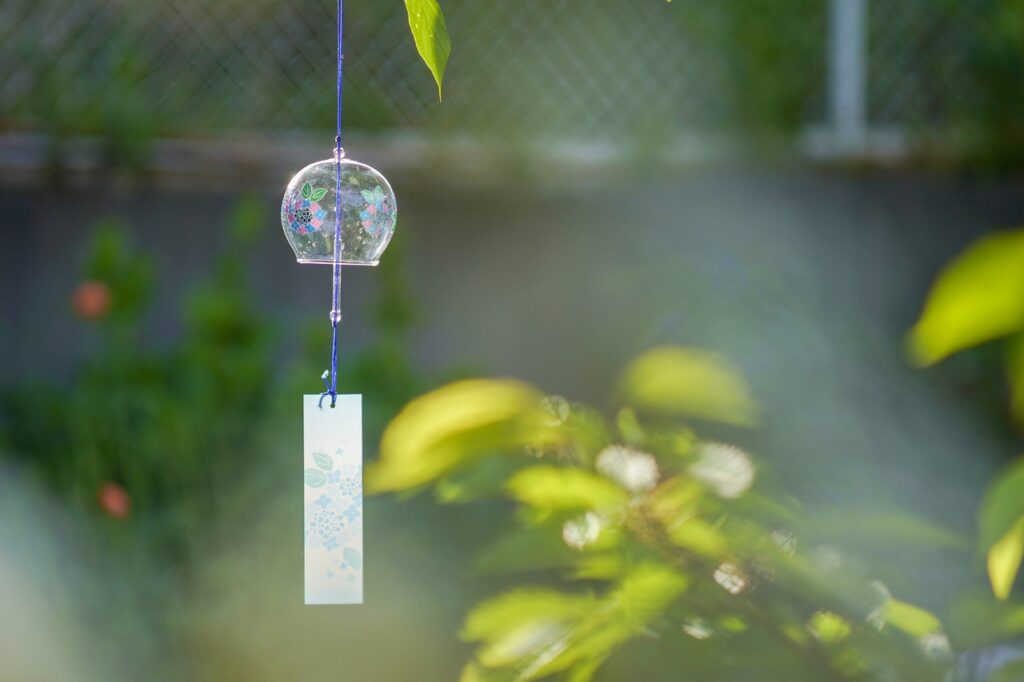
321 0 344 409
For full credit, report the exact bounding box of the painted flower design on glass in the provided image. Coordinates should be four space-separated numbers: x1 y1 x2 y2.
286 182 329 235
359 185 394 236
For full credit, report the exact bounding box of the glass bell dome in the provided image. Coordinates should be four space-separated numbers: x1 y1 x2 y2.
281 151 397 266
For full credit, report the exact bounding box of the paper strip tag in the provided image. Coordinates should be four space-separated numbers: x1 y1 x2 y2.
303 394 363 604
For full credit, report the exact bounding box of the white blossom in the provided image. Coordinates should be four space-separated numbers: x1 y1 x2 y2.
596 445 659 493
689 442 755 499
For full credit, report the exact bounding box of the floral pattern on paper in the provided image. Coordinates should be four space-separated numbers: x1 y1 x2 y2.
304 449 362 559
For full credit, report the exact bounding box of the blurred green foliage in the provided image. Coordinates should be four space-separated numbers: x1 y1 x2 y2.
0 194 425 618
966 0 1024 167
909 227 1024 667
370 348 958 681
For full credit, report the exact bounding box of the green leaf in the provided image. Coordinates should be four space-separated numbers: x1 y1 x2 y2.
945 590 1024 649
462 589 595 669
463 589 595 643
366 379 548 493
883 600 943 636
613 563 688 630
310 188 328 202
506 466 629 510
620 346 757 426
908 229 1024 366
665 517 727 557
474 522 580 575
989 516 1024 600
436 458 525 505
312 451 333 471
301 181 312 200
304 468 327 487
980 459 1024 551
1007 333 1024 425
804 509 969 553
404 0 451 99
808 611 851 644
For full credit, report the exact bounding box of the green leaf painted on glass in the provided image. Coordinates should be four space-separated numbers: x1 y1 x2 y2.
506 466 629 510
989 516 1024 601
343 547 363 570
301 182 313 200
304 468 327 488
311 188 328 202
908 229 1024 366
313 451 333 471
620 346 757 426
404 0 451 99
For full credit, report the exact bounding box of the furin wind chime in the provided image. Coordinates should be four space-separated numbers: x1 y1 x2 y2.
280 0 397 605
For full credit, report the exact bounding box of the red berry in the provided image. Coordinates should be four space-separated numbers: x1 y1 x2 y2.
72 281 111 321
98 482 131 520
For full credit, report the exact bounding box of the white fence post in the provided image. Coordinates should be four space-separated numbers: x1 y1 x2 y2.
829 0 868 154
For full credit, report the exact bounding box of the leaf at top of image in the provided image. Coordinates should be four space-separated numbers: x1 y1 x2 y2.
909 229 1024 366
405 0 451 99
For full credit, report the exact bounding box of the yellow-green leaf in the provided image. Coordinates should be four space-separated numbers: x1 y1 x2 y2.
665 517 727 557
620 346 757 426
404 0 450 99
884 599 943 636
908 229 1024 366
367 379 546 493
462 589 595 669
506 466 629 510
1008 333 1024 425
614 564 689 629
989 515 1024 600
808 611 851 644
980 459 1024 550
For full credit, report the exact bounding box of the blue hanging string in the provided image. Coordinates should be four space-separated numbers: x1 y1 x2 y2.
321 0 344 409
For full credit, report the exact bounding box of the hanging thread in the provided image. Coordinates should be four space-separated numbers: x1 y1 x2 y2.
322 0 344 408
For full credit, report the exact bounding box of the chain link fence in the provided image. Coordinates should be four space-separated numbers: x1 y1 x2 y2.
0 0 1008 146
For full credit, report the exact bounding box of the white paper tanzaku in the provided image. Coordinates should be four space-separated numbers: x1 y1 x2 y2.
303 394 363 604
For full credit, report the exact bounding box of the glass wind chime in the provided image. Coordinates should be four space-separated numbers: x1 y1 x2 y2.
280 0 397 605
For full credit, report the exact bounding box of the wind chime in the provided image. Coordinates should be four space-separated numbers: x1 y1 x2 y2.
280 0 397 605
